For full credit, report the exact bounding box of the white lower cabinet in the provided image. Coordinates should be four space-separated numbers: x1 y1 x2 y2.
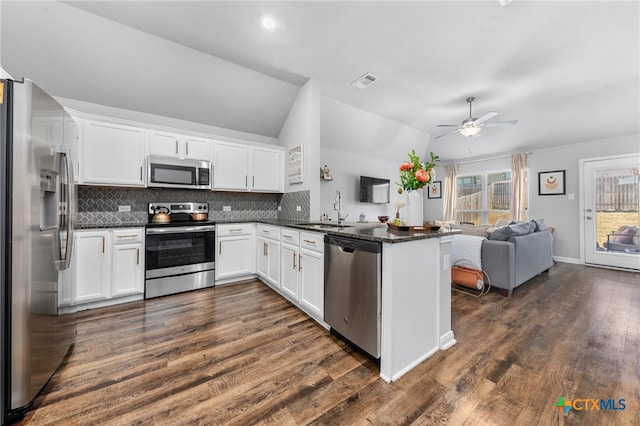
278 229 324 321
299 233 324 319
216 224 255 281
111 230 144 297
256 224 280 288
72 228 144 307
74 230 111 304
280 229 300 300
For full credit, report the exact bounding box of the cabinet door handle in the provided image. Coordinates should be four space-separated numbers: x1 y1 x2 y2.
263 242 267 256
175 140 179 154
252 176 255 188
102 236 105 253
117 234 138 239
293 252 297 270
283 235 292 240
140 166 143 181
186 142 189 156
229 228 243 232
245 175 248 187
219 241 222 255
303 239 316 245
136 248 140 265
298 254 302 271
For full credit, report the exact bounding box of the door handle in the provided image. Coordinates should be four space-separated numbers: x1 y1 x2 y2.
186 142 189 156
293 252 297 269
175 140 179 154
140 166 143 181
298 254 302 271
102 236 105 253
136 248 140 265
264 242 267 256
252 176 255 188
219 241 222 255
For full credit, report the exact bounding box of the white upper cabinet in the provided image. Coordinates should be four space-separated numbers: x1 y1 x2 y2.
213 141 250 190
148 130 211 161
213 140 283 192
252 147 283 192
81 119 146 186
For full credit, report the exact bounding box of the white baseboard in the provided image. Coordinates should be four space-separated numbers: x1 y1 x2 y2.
440 331 457 350
554 256 581 264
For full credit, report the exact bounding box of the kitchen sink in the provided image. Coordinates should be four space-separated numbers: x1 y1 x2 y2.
298 223 354 230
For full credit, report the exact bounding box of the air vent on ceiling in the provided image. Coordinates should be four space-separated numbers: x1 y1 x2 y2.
351 73 379 89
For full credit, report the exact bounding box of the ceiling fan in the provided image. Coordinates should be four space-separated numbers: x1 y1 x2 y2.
434 97 518 139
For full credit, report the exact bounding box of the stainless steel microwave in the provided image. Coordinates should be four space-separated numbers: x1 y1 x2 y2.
147 155 211 190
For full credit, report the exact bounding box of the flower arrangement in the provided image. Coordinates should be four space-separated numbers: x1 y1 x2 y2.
397 150 440 193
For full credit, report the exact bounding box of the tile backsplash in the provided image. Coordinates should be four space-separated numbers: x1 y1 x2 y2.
76 186 310 225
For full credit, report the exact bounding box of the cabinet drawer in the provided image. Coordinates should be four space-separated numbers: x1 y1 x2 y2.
257 224 280 240
300 232 324 253
217 223 254 237
112 229 143 244
280 228 299 245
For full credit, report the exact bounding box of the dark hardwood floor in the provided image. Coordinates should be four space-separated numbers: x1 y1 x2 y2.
17 262 640 425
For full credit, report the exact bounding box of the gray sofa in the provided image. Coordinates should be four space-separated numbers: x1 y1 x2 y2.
454 220 555 296
481 230 554 296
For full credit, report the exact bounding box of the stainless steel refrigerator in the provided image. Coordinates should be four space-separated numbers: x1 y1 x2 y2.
0 78 77 424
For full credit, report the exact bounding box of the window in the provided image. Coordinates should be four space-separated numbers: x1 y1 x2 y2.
456 171 526 225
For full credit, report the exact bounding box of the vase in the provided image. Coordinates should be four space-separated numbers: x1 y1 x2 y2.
405 189 424 227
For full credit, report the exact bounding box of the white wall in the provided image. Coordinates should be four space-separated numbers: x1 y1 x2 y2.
319 97 434 223
428 134 639 261
528 134 639 261
278 79 321 219
320 147 402 222
321 97 431 162
58 97 279 146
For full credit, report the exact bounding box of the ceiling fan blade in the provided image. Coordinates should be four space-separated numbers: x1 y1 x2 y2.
483 120 518 127
475 111 499 124
436 124 459 127
433 128 461 139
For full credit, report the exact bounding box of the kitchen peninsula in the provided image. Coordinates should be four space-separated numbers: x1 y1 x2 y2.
289 222 458 382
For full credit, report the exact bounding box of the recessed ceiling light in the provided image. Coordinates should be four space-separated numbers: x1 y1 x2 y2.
260 15 277 30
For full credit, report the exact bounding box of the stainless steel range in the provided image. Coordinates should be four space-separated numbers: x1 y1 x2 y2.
145 202 215 299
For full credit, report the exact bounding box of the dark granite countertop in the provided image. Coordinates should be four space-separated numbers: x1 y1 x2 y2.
77 219 459 243
76 222 147 230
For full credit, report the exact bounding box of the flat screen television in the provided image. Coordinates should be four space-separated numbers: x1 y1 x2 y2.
359 176 390 204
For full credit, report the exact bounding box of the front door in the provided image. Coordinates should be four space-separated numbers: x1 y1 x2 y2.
582 154 640 270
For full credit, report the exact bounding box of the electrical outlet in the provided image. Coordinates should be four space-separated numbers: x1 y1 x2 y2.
223 206 232 212
296 206 302 212
118 205 131 212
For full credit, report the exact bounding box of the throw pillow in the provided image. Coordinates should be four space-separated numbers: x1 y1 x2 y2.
488 221 533 241
532 218 547 232
458 224 491 237
614 226 637 244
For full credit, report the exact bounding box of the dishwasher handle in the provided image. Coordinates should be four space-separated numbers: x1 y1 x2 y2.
324 234 382 253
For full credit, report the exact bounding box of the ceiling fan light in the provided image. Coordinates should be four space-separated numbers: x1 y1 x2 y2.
460 126 481 137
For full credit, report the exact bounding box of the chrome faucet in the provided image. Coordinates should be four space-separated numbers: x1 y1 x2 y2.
334 190 348 224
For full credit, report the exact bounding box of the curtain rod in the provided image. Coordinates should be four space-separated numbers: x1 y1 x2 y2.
453 151 533 165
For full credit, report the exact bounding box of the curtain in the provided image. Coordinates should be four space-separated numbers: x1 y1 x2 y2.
443 162 458 221
510 152 528 221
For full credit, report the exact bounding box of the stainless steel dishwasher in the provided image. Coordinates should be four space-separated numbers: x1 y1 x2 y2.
324 234 382 359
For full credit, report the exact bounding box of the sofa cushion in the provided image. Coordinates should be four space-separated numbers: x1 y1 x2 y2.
489 221 533 241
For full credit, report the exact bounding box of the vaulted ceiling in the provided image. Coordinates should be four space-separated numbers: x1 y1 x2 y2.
2 1 638 160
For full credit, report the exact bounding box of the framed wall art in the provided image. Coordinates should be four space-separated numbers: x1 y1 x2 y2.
538 170 566 195
427 181 442 199
288 145 303 184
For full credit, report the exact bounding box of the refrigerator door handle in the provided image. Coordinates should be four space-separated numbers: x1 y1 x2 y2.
53 144 74 271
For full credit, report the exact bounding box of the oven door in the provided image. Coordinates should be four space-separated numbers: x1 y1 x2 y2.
145 226 216 279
